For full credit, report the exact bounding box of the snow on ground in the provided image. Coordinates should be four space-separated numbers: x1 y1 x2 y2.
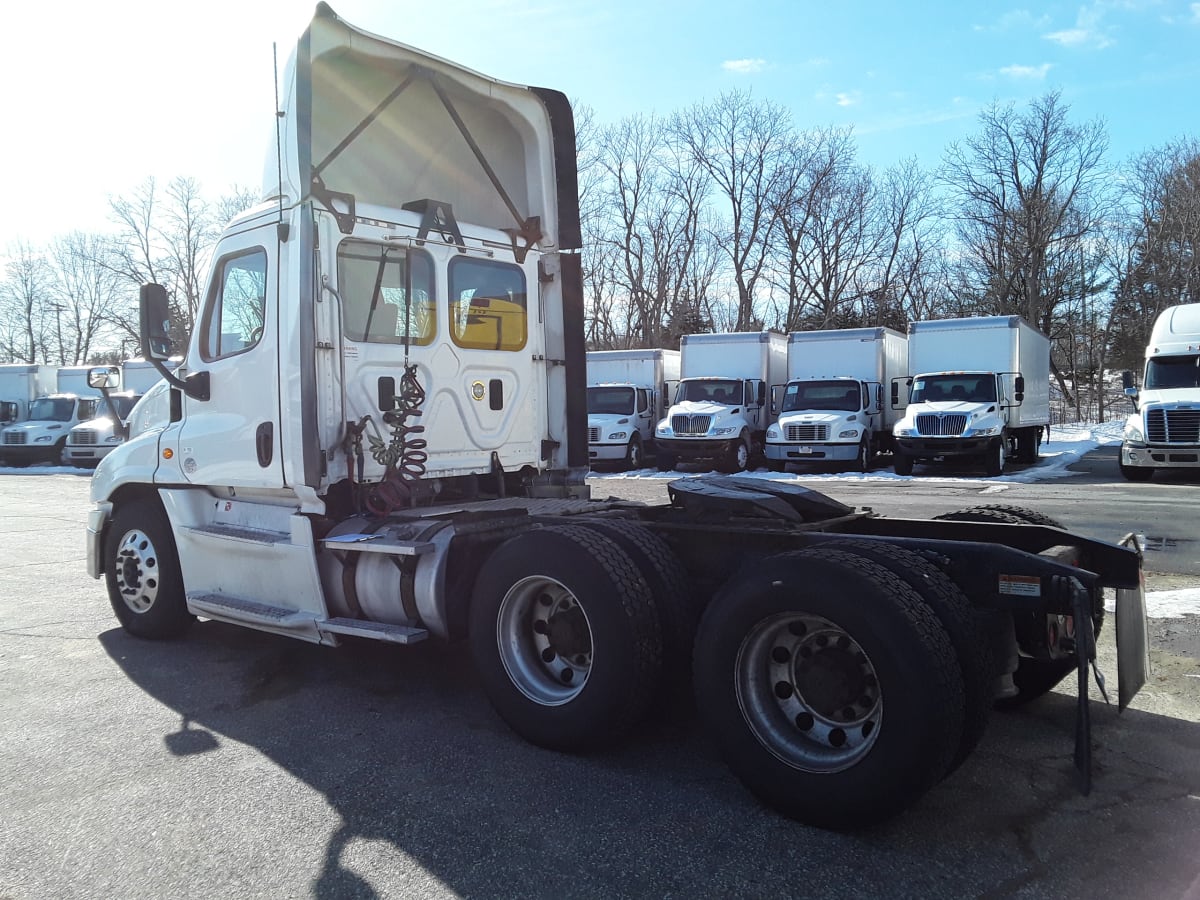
6 419 1198 616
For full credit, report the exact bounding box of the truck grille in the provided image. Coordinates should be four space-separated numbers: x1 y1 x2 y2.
587 427 600 442
3 431 27 445
1147 408 1200 444
73 431 99 445
672 414 711 436
785 424 829 442
915 414 967 437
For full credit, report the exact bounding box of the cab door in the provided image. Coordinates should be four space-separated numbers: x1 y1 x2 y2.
173 224 283 488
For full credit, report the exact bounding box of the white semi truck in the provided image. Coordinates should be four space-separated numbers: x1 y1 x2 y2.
654 331 786 472
765 327 908 473
64 359 171 467
0 364 56 427
891 316 1050 477
586 348 680 470
1119 303 1200 481
84 3 1148 830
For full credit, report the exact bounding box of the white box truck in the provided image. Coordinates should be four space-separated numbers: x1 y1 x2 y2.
1 393 102 464
765 327 908 473
891 316 1050 476
654 331 787 472
80 4 1147 831
1119 303 1200 481
586 349 680 470
0 364 56 427
64 359 172 467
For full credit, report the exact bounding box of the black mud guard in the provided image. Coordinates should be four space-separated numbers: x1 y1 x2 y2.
667 475 856 524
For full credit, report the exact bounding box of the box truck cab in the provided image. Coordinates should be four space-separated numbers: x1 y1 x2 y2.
586 349 679 470
765 327 907 473
1119 303 1200 481
654 331 786 472
0 364 57 427
64 358 173 468
891 316 1050 476
1 394 101 464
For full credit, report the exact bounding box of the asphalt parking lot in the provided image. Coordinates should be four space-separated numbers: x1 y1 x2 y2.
2 470 1199 899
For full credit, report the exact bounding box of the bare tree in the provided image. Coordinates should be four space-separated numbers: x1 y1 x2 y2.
672 91 791 330
941 91 1108 332
0 242 55 363
49 232 126 364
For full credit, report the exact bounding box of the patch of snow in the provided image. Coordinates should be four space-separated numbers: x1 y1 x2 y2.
1105 589 1200 620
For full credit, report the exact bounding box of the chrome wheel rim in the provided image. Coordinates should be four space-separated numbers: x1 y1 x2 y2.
735 612 882 772
113 528 160 614
496 575 593 706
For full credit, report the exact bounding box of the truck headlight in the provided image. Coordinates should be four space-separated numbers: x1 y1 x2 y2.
710 426 736 436
894 425 914 437
656 421 672 436
105 436 122 444
766 425 780 440
972 426 1000 437
838 428 859 440
1123 418 1145 444
608 431 627 441
35 435 53 443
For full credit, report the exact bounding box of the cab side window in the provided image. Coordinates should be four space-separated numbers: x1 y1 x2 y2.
201 249 267 361
338 241 436 345
449 257 527 351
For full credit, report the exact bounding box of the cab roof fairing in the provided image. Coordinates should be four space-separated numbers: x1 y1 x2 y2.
261 4 576 251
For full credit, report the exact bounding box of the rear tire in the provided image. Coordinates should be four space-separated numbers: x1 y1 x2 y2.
656 452 677 472
468 525 663 751
105 499 193 639
693 549 965 829
893 453 914 476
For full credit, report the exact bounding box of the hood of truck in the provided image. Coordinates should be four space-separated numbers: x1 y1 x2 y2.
265 3 578 249
1137 388 1200 408
777 410 856 427
3 421 69 437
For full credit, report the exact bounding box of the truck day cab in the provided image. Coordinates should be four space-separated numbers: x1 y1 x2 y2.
891 316 1050 476
86 4 1150 830
765 327 907 473
586 348 679 470
1119 303 1200 481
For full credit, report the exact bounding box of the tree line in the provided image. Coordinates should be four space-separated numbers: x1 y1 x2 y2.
2 90 1196 423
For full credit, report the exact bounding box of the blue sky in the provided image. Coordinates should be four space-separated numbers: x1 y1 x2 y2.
2 0 1197 253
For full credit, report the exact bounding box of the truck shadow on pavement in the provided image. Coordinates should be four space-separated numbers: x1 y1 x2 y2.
99 622 1200 899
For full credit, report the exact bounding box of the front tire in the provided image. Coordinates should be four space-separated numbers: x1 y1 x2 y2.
105 499 192 639
720 432 752 473
850 438 871 473
468 525 663 751
693 549 965 829
623 434 644 471
893 453 914 476
984 437 1006 476
1119 456 1154 482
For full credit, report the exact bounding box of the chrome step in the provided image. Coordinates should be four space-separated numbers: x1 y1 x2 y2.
187 593 313 628
186 524 290 545
318 617 428 644
320 535 434 556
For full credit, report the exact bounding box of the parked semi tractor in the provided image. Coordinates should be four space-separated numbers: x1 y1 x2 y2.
84 4 1148 830
0 364 56 427
586 349 680 470
891 316 1051 476
1119 303 1200 481
654 331 786 472
765 327 907 473
64 359 172 467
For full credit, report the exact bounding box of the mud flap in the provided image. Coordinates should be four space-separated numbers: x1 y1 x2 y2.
1115 533 1150 712
1071 578 1096 794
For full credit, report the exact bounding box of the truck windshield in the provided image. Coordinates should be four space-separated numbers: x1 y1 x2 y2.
28 398 74 421
113 396 141 419
911 375 996 403
587 386 635 415
1145 355 1200 389
676 379 742 404
782 381 861 412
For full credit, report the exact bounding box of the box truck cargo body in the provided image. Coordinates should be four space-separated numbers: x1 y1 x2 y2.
765 327 908 472
655 332 786 472
1120 303 1200 480
891 316 1050 476
586 349 680 470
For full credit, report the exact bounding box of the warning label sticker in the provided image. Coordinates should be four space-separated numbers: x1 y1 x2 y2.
999 574 1041 597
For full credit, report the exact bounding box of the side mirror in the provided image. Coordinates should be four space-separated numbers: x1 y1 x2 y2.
87 366 120 390
139 283 174 361
1014 375 1025 393
1121 370 1135 391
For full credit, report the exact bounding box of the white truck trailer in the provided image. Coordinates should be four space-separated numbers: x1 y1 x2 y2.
83 4 1147 831
891 316 1050 476
0 364 56 426
654 331 786 472
765 327 908 473
1119 303 1200 481
586 349 680 470
64 359 171 467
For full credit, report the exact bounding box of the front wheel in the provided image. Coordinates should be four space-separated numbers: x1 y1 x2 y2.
693 549 965 829
623 434 644 471
893 453 914 476
105 499 193 639
984 437 1006 476
850 439 871 473
720 433 752 473
468 525 663 751
1119 458 1154 482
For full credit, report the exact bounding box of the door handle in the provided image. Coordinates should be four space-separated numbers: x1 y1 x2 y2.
256 422 274 467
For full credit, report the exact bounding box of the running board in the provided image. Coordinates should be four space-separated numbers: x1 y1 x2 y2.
188 593 315 629
319 617 428 644
320 535 434 556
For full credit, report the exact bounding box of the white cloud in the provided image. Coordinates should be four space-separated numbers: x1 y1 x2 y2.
1000 62 1053 79
1191 2 1200 23
722 58 766 74
1043 4 1116 48
835 91 861 107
